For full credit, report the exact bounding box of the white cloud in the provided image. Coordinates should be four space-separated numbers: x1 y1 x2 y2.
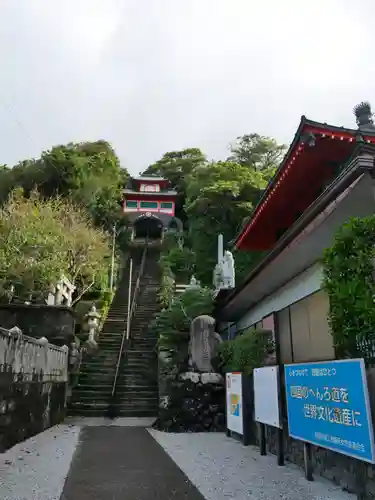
0 0 374 173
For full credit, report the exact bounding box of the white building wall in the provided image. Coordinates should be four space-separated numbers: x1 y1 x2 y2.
236 262 323 330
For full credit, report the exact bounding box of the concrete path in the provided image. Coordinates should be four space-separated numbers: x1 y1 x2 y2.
0 419 356 500
60 426 204 500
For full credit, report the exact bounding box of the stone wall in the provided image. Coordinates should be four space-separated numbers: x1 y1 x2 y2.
155 347 225 432
0 304 75 346
0 326 69 451
155 371 225 432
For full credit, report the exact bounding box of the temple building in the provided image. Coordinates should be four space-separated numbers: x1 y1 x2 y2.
123 175 182 240
215 102 375 363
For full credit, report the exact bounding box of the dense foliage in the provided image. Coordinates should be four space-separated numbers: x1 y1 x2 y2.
228 133 285 174
0 140 130 306
143 134 285 286
217 328 275 375
0 190 111 302
185 160 268 284
322 216 375 363
0 128 285 307
153 287 214 367
0 140 129 236
142 148 206 225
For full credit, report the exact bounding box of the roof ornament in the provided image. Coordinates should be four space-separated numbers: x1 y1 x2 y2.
354 101 375 132
301 131 316 147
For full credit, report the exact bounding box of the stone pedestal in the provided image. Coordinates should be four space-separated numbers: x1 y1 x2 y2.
154 372 225 433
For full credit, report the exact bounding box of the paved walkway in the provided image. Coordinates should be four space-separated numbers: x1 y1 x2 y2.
0 419 356 500
61 427 204 499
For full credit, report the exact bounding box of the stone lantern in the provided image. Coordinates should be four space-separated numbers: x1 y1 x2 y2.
84 304 101 350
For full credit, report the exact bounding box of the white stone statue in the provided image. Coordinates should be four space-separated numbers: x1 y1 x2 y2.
222 250 235 289
188 315 223 373
46 276 76 307
69 342 81 370
212 234 235 291
213 263 224 289
188 275 201 289
84 304 100 349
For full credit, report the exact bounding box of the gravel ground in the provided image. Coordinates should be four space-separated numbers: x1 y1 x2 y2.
0 425 80 500
149 431 356 500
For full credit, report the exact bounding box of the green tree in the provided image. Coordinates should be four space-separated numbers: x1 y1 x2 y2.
228 133 286 180
0 190 111 302
160 246 196 283
0 141 129 234
185 161 266 284
142 148 206 223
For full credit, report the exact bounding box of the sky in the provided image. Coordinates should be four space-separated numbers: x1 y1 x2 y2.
1 0 374 175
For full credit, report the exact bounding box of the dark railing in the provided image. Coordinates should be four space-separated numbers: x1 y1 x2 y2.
108 241 148 416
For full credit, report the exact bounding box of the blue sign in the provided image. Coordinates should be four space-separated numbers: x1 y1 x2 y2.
284 359 375 463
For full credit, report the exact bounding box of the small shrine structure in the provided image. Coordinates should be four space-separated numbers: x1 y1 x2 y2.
123 175 182 240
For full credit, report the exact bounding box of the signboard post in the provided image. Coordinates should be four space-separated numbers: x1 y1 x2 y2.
226 372 251 446
284 359 375 468
254 366 282 428
253 365 283 464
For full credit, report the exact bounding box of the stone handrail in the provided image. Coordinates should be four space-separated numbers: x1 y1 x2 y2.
0 326 68 382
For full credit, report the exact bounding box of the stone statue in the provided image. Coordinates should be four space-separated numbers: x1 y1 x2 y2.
69 342 81 371
213 263 224 289
222 250 235 289
190 275 197 286
84 304 100 349
188 315 223 372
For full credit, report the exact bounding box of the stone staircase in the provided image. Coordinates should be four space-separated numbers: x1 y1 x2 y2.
68 255 136 416
112 249 160 417
68 248 160 418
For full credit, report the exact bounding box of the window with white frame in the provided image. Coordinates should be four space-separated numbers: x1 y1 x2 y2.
140 184 160 192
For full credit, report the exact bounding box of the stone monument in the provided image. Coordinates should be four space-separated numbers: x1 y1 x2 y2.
188 315 223 373
155 314 226 432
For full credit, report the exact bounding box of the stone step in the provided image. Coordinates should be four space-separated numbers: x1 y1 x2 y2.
119 377 158 386
82 362 157 371
85 353 120 360
130 346 157 351
67 407 157 418
101 323 126 327
75 384 158 393
120 374 158 383
72 391 158 406
122 364 158 371
99 335 158 341
80 365 117 373
116 403 158 411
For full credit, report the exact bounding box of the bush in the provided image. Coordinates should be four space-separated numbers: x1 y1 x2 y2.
158 265 175 308
0 190 111 302
160 246 195 282
322 215 375 362
217 328 274 375
152 287 214 366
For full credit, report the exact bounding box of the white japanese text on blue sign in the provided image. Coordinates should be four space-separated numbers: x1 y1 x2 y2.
284 360 375 463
